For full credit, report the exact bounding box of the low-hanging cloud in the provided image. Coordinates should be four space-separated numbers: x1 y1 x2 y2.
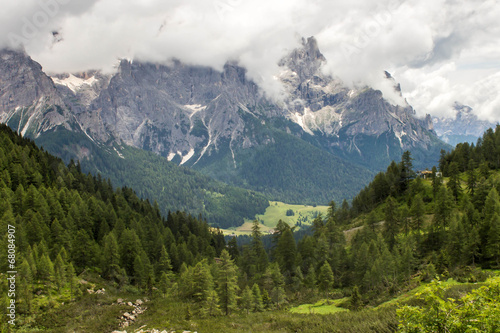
2 0 500 121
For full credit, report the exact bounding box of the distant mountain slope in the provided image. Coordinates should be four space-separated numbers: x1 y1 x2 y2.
433 103 496 146
34 128 269 228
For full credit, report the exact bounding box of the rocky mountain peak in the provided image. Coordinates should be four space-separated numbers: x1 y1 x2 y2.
432 102 495 146
279 36 326 82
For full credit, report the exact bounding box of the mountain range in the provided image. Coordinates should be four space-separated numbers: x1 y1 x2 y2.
0 37 450 226
432 102 497 147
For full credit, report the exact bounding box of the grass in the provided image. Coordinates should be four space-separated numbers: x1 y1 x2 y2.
289 298 349 314
220 201 329 235
253 201 329 228
130 297 397 333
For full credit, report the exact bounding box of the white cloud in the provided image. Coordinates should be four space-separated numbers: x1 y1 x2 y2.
2 0 500 120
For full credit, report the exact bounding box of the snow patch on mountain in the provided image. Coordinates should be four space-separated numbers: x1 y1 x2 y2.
52 74 98 93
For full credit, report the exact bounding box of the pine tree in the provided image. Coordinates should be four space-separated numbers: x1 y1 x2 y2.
350 285 362 310
275 228 297 280
267 263 286 309
53 253 66 291
434 187 454 230
38 253 55 284
18 260 33 313
312 213 325 237
304 264 317 288
465 226 481 266
400 204 410 236
192 259 213 304
366 211 378 233
159 271 171 298
318 261 334 302
383 196 399 249
227 237 239 260
447 162 461 200
156 245 173 279
67 262 79 300
410 193 425 235
400 151 414 192
327 200 337 221
466 160 478 195
240 286 253 314
202 288 221 317
261 289 271 309
251 283 264 312
486 214 500 266
102 232 121 279
133 254 145 288
251 220 268 276
217 249 239 315
431 166 442 198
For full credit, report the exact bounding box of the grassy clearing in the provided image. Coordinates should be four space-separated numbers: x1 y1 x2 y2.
253 201 329 228
289 298 349 314
219 201 329 235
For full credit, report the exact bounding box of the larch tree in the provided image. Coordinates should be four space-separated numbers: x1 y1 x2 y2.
383 196 399 250
318 261 334 302
217 249 239 316
251 283 264 312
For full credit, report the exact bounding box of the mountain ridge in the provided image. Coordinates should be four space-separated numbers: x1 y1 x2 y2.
0 38 449 207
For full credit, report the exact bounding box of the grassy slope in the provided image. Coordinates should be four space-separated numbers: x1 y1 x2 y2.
289 298 349 314
219 201 329 235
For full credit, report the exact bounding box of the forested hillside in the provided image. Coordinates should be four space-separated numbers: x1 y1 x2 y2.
1 124 499 332
35 128 269 228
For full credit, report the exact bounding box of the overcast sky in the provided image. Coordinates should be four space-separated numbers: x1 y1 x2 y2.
2 0 500 121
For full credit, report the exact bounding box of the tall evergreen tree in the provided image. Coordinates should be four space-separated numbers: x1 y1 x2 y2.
251 283 264 312
400 151 414 192
486 214 500 266
383 196 399 249
275 228 297 280
318 261 334 302
410 194 425 236
217 250 239 315
240 286 253 314
447 162 461 200
102 232 121 280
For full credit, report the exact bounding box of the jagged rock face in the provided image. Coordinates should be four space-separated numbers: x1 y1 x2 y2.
84 59 272 164
433 103 496 146
0 49 74 137
0 37 444 172
277 37 437 166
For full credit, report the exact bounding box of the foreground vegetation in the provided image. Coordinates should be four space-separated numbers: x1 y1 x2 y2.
2 124 500 331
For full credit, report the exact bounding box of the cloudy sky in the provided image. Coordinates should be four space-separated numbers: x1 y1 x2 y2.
2 0 500 121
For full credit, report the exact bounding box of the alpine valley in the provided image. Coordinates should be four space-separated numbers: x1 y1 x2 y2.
0 37 449 227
